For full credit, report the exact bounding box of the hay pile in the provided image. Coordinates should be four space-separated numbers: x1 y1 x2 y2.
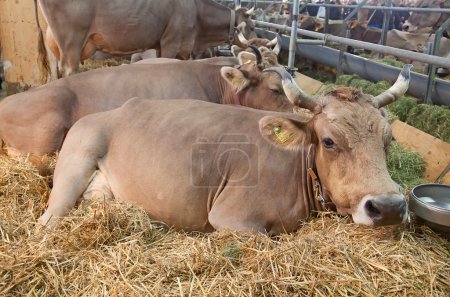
1 157 449 296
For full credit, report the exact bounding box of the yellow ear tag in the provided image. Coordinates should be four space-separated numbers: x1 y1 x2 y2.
244 59 252 65
231 77 241 86
273 126 290 143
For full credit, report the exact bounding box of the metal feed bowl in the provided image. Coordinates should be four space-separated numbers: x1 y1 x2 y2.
410 184 450 232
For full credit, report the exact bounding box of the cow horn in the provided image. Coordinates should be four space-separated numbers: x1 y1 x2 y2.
236 3 241 10
236 22 247 32
372 64 413 108
248 45 263 66
266 36 278 48
245 6 255 16
264 67 319 111
272 35 281 55
237 31 249 47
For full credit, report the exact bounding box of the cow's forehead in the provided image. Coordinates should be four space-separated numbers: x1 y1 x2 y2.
317 96 388 146
261 71 283 82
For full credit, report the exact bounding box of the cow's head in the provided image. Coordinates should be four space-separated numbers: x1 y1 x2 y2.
235 6 257 39
299 15 317 31
403 0 445 31
231 33 281 65
259 66 413 226
220 48 294 112
348 20 367 40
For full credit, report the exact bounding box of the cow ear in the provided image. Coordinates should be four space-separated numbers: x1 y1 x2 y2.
259 116 310 150
349 20 358 29
220 66 251 92
238 51 256 65
315 22 323 32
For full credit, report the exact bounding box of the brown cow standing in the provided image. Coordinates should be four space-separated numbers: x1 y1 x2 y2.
34 0 257 77
39 65 413 231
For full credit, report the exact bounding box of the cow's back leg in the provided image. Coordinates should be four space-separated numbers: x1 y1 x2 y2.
46 28 61 80
39 117 108 227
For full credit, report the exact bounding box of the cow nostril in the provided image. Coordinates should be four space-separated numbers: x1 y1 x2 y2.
365 200 381 218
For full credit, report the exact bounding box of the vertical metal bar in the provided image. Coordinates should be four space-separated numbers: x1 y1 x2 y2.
288 0 300 75
337 0 370 78
235 0 241 8
379 0 392 59
425 18 450 104
324 0 330 35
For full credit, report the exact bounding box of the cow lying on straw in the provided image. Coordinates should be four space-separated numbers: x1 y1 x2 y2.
39 65 413 233
0 48 287 173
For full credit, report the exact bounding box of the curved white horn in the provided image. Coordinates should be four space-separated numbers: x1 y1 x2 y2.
245 6 255 16
266 36 278 47
264 67 319 111
236 4 241 9
272 35 282 55
236 21 247 31
237 31 249 47
372 64 413 108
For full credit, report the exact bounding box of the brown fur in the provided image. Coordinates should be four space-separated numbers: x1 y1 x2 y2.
325 87 362 102
34 0 50 83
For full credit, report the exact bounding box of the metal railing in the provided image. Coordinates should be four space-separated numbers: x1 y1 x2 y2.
217 0 450 104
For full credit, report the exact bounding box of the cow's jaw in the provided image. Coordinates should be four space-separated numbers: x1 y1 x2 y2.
352 194 408 226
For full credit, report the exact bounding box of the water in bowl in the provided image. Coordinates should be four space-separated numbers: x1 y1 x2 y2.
418 196 450 210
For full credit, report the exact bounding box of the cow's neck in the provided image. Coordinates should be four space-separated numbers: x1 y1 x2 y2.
435 13 450 30
304 144 335 213
221 85 243 106
196 0 234 48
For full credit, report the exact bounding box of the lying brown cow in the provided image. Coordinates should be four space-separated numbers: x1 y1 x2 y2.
39 65 413 231
0 54 293 161
34 0 256 77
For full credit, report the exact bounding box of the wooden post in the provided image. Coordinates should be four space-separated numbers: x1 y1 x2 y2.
0 0 47 95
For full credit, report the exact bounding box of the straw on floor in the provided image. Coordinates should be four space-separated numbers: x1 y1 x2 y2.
0 156 449 296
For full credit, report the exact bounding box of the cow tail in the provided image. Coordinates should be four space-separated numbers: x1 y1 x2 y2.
0 139 6 156
34 0 50 84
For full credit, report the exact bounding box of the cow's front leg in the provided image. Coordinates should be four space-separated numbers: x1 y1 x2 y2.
58 34 90 76
208 195 267 233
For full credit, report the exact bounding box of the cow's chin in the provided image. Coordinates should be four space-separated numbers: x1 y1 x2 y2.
335 205 352 217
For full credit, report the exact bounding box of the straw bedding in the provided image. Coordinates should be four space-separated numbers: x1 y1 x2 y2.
0 156 449 296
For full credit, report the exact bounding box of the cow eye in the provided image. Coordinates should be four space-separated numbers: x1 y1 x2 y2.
322 138 336 149
270 88 281 94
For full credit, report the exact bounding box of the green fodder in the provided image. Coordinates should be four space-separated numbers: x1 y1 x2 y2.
335 74 390 96
388 97 418 121
387 142 426 190
407 104 450 143
359 55 426 74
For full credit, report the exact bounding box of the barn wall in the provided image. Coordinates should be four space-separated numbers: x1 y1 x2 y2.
0 0 47 95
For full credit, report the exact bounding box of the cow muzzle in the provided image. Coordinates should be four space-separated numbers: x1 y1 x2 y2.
402 21 417 32
352 194 408 226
